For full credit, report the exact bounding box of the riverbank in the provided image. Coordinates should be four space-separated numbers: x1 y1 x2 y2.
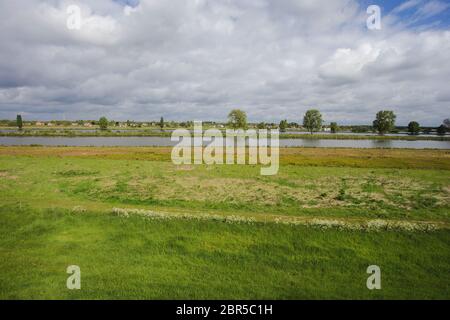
1 146 449 169
1 145 449 219
1 128 449 141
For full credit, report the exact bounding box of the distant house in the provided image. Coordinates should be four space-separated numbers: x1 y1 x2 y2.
84 123 93 127
46 122 53 126
71 122 78 126
35 122 44 126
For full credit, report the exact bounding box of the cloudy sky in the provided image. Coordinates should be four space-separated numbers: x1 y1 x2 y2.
0 0 449 125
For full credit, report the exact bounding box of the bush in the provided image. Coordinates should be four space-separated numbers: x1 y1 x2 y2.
99 117 108 130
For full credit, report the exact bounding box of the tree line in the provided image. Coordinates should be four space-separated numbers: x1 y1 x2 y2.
11 111 450 135
228 109 449 136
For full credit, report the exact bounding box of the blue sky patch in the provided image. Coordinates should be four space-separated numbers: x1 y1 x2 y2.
113 0 140 8
359 0 450 29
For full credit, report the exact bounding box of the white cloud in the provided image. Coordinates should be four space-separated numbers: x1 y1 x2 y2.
415 0 450 19
392 0 422 14
391 0 450 29
0 0 449 125
319 44 381 82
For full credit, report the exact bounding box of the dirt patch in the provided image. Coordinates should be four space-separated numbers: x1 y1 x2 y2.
0 171 18 179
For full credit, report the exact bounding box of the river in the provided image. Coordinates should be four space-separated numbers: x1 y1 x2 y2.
0 136 449 149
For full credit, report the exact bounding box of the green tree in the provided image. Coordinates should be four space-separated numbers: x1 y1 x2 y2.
303 109 322 134
227 109 247 129
330 122 338 133
98 117 108 130
159 117 164 130
443 118 450 129
257 122 266 129
373 110 396 135
437 125 447 136
279 119 288 132
16 114 23 130
407 121 420 135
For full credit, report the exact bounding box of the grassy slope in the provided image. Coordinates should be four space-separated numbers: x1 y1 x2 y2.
0 146 449 299
1 206 449 299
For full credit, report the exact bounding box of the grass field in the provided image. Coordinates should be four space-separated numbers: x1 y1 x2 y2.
0 146 449 299
1 128 449 141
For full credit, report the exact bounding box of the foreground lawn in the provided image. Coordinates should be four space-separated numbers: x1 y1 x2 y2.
0 146 449 299
0 205 449 299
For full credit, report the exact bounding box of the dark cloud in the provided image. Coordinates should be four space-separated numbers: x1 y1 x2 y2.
0 0 449 125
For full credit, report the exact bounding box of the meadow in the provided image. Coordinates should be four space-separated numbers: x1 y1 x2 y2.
1 127 449 141
0 146 449 299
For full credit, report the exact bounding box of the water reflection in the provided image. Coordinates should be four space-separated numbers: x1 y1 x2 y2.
0 136 449 149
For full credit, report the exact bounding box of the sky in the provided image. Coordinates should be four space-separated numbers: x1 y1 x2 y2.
0 0 449 125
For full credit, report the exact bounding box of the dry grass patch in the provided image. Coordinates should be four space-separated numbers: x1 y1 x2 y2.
1 146 449 169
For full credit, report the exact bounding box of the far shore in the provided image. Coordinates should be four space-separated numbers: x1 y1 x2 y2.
1 128 449 141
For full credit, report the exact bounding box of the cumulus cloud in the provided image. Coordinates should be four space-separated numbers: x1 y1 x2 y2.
0 0 449 125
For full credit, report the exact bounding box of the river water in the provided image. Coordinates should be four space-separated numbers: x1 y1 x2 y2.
0 136 449 149
1 128 448 137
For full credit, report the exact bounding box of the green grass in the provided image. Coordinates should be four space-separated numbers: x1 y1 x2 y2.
280 133 450 141
0 146 449 299
1 128 449 141
0 205 449 299
0 154 448 221
0 129 173 138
